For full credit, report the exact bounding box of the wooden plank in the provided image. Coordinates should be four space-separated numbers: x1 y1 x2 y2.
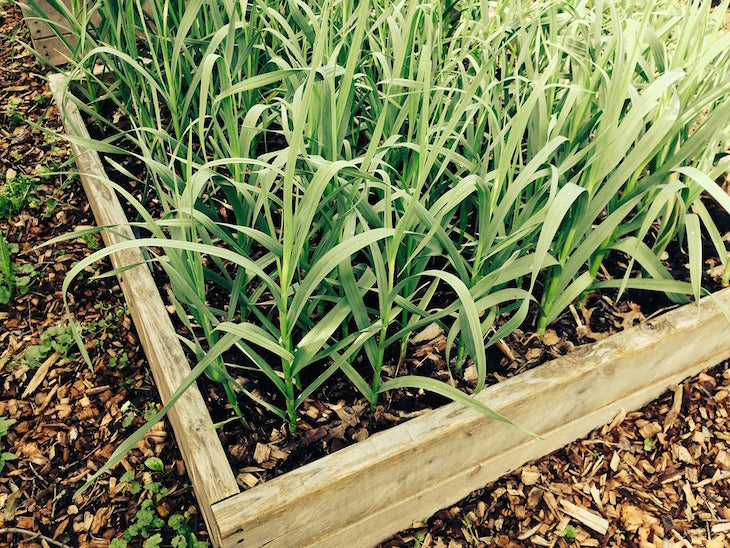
20 0 79 65
29 35 74 65
212 288 730 547
48 74 239 547
20 0 76 39
19 0 131 65
48 61 730 545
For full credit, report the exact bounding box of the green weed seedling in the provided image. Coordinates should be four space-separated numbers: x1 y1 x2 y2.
84 303 132 367
3 98 22 126
33 94 49 108
0 417 17 474
120 401 158 428
0 171 36 218
555 525 577 539
111 460 208 548
22 325 77 368
108 351 130 369
0 234 37 305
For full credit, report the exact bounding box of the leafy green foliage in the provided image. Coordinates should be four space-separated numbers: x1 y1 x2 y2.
556 525 577 539
0 234 37 305
0 172 36 218
0 417 16 474
119 401 158 429
23 325 77 368
122 500 165 542
145 457 164 473
3 98 22 126
111 465 208 548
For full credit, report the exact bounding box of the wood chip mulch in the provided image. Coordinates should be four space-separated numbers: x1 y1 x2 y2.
0 4 207 547
3 2 730 547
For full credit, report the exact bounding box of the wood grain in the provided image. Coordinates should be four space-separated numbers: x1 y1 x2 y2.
27 35 74 65
48 74 239 547
212 288 730 547
20 0 76 39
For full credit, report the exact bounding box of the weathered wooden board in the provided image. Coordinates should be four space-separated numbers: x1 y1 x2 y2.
20 0 75 38
20 0 77 64
48 74 239 547
212 288 730 547
28 34 75 65
20 0 117 64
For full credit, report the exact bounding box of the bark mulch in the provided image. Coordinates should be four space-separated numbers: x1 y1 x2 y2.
2 2 730 547
0 4 207 547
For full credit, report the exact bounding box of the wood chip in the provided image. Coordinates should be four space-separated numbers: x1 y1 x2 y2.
672 443 694 464
711 523 730 534
716 450 730 471
610 451 620 472
253 443 271 464
682 483 697 509
236 473 259 489
664 385 683 432
606 408 627 433
559 499 609 535
520 468 541 486
517 523 541 540
410 323 444 345
21 351 59 398
542 329 560 346
638 422 661 439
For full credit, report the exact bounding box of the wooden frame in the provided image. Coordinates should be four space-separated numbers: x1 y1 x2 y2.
20 0 140 66
49 72 730 547
20 0 79 65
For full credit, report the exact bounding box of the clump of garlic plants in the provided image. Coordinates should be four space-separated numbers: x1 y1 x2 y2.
27 0 730 491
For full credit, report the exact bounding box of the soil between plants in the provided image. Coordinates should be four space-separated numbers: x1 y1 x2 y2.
3 2 730 546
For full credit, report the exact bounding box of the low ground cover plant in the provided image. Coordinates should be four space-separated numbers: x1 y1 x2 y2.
26 0 730 488
0 233 36 304
0 416 16 474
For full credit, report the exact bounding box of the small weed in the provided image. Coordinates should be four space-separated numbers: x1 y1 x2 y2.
81 232 100 250
0 417 17 473
0 171 36 218
120 401 158 428
4 99 23 126
89 302 128 334
0 234 38 305
108 351 130 368
555 525 577 539
23 325 77 368
87 303 131 367
111 462 208 547
33 94 49 107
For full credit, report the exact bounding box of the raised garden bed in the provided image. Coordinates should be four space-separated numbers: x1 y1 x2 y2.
48 71 730 547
